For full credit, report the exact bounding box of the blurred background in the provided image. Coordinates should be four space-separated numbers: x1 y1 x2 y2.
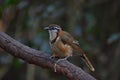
0 0 120 80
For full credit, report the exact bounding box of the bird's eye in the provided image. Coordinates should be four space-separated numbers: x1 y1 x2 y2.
52 28 56 30
51 27 57 30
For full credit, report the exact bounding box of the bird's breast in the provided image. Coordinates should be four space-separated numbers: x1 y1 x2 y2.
50 37 73 57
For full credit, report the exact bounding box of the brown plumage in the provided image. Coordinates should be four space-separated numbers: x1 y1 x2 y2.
44 24 95 72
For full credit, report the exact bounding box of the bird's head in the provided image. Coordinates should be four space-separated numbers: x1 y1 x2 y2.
44 24 62 42
44 24 62 33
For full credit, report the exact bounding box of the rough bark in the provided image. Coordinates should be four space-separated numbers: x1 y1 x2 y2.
0 32 96 80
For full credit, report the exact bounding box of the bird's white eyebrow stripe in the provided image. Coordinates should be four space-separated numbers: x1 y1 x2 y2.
55 27 60 29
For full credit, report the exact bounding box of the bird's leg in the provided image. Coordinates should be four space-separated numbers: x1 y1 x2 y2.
50 53 59 59
54 56 71 72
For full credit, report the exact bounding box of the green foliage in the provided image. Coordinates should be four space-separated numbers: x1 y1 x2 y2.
14 59 23 68
4 0 18 6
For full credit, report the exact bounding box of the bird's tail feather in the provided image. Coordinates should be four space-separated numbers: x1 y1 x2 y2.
71 43 95 71
82 54 95 72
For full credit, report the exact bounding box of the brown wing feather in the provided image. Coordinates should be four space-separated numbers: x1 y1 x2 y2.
60 31 84 54
60 31 95 71
60 31 80 46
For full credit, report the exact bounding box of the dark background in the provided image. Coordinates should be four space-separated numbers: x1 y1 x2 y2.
0 0 120 80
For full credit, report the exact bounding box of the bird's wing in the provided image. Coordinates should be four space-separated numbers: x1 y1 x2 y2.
60 31 85 55
60 31 80 47
61 31 95 71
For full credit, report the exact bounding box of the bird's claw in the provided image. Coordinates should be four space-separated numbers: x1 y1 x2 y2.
54 56 70 72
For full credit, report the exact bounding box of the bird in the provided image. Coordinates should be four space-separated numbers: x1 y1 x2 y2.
44 24 95 72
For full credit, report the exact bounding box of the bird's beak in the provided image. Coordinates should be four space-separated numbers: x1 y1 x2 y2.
44 27 50 30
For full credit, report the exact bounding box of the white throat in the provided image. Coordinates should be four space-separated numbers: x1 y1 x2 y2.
48 30 58 41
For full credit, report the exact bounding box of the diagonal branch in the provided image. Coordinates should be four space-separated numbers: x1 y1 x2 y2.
0 32 96 80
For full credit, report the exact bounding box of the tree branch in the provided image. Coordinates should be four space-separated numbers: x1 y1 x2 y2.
0 32 96 80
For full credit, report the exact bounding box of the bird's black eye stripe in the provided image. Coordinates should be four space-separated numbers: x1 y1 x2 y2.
52 27 56 30
50 27 58 30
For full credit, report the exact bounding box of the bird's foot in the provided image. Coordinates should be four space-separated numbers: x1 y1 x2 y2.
54 56 70 72
50 55 60 59
50 56 55 59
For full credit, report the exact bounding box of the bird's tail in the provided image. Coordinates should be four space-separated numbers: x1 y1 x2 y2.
81 53 95 72
71 43 95 71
